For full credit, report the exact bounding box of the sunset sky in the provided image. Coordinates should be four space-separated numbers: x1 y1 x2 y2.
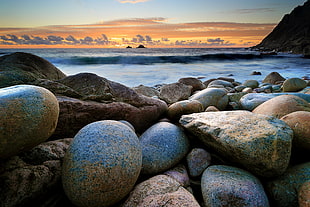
0 0 306 48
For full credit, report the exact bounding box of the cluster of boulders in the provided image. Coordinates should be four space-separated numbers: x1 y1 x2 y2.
0 52 310 207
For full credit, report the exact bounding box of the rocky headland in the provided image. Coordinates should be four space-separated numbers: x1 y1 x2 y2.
0 52 310 207
252 0 310 57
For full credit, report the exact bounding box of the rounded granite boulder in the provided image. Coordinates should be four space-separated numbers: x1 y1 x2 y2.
167 100 204 120
140 122 190 175
0 85 59 159
282 78 307 92
189 88 228 110
62 120 142 207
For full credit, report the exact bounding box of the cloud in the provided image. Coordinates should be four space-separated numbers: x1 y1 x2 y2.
117 0 151 4
232 8 275 14
207 38 224 44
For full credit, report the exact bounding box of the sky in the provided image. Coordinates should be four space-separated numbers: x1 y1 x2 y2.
0 0 307 48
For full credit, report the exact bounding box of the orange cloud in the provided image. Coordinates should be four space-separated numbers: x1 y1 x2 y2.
0 18 276 48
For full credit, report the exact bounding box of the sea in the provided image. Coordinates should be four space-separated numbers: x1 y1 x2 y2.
0 48 309 87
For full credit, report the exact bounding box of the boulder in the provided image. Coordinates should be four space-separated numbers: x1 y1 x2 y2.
207 79 234 88
201 165 270 207
0 138 72 207
178 77 205 92
0 52 66 88
253 95 310 118
243 80 259 89
140 122 190 175
186 148 211 177
281 111 310 150
180 111 293 177
298 181 310 207
62 120 142 207
282 78 308 92
262 72 286 84
201 165 269 207
132 84 159 97
240 93 310 111
122 175 200 207
189 88 228 110
266 162 310 207
0 85 59 159
167 100 204 120
159 82 192 104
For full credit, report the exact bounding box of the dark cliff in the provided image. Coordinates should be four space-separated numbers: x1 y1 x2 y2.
253 0 310 56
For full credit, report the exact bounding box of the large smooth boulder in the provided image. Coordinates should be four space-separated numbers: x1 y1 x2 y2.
0 138 72 207
282 78 308 92
180 111 293 177
266 162 310 207
140 122 190 175
62 120 142 207
122 175 200 207
281 111 310 150
253 95 310 118
0 52 66 88
189 88 228 110
240 93 310 111
0 85 59 159
201 165 270 207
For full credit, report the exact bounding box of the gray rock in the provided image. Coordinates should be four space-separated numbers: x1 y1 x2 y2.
180 111 293 177
167 100 204 120
186 148 211 177
266 162 310 207
140 122 190 175
132 84 160 97
189 88 228 110
262 72 286 84
178 77 205 92
201 165 270 207
240 92 310 111
62 120 142 207
163 164 190 187
243 80 259 89
122 175 200 207
0 138 72 207
0 85 59 159
208 79 234 88
282 78 308 92
159 82 192 104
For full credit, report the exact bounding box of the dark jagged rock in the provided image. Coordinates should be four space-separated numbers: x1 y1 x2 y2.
0 52 66 88
253 1 310 56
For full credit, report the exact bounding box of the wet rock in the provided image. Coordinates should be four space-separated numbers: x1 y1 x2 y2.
281 111 310 150
186 148 211 177
189 88 228 110
242 87 253 93
208 79 234 88
167 100 204 120
0 138 72 207
201 165 270 207
262 72 286 84
243 80 259 89
62 120 142 207
240 93 310 111
282 78 308 92
180 111 293 177
159 82 192 104
253 95 310 118
0 85 59 159
178 77 205 92
122 175 200 207
140 122 190 175
266 162 310 207
0 52 66 88
132 84 159 97
251 71 262 75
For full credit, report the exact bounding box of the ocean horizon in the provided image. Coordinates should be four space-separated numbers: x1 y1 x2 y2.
1 47 309 87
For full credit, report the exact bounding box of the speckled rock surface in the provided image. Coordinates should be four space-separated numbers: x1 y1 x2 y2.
281 111 310 150
140 122 190 175
201 165 270 207
180 111 293 177
178 77 205 92
167 100 204 120
189 88 228 110
0 85 59 159
122 174 200 207
62 120 142 207
266 162 310 207
240 93 310 111
159 82 192 104
298 181 310 207
163 164 190 187
282 78 308 92
253 95 310 118
186 148 211 177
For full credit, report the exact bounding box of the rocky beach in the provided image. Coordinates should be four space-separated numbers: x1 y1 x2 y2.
0 50 310 207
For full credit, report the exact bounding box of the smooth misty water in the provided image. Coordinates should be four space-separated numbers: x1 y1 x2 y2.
1 48 309 87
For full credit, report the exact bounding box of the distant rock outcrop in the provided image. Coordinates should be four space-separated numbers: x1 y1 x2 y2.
253 0 310 57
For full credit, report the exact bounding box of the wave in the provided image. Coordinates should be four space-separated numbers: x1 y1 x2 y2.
49 53 283 65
